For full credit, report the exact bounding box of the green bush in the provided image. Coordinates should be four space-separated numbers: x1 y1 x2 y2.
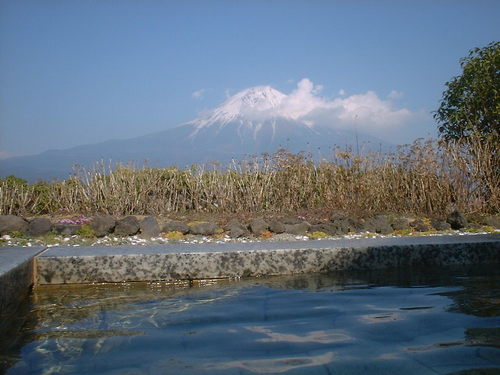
9 231 25 238
76 224 96 239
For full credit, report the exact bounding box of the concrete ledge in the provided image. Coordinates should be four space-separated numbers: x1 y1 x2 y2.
0 247 47 311
35 234 500 284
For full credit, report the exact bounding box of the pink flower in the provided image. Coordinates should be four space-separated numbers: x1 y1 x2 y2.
58 217 91 225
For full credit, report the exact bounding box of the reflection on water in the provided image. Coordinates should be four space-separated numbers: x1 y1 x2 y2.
1 265 500 374
246 326 352 344
210 351 336 374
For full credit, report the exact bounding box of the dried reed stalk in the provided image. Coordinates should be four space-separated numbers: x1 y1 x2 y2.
1 138 498 217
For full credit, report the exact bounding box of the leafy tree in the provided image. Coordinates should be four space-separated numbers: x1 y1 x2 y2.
434 41 499 142
1 175 28 188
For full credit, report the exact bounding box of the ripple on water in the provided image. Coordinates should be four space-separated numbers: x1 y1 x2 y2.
2 264 500 375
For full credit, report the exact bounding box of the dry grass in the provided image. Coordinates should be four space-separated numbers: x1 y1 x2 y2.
1 137 498 218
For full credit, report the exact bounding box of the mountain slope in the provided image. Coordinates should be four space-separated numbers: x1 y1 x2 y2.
0 86 390 181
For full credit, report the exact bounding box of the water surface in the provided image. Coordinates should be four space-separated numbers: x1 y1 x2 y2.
2 265 500 374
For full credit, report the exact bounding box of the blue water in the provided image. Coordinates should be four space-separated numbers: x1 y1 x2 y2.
2 265 500 374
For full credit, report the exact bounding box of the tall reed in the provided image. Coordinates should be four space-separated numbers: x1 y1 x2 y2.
1 137 497 217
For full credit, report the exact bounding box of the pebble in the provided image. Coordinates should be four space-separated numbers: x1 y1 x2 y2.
0 229 497 247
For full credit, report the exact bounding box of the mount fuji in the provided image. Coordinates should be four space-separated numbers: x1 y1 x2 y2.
1 85 390 181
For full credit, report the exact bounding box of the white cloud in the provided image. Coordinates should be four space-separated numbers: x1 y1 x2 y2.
274 78 416 136
278 78 326 119
207 78 419 141
191 89 206 99
329 91 412 129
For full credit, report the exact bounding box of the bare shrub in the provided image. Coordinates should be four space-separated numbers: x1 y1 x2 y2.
1 138 497 217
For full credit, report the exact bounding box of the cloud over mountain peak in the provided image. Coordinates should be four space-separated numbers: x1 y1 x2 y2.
191 78 417 138
0 78 409 181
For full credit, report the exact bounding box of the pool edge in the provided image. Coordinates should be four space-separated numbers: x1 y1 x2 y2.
34 235 500 285
0 246 47 313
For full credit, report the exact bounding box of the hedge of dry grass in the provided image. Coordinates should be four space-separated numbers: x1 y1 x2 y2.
1 137 498 218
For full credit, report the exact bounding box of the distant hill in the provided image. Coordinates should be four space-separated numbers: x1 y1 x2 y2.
0 85 390 181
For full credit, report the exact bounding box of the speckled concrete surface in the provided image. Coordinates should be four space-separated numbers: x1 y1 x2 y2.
35 234 500 284
0 246 47 311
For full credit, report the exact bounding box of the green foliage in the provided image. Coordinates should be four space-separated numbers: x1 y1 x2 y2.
462 225 496 233
31 181 53 213
435 41 499 142
76 224 96 238
163 231 185 241
1 175 28 188
9 231 25 238
41 231 59 244
392 229 414 236
306 231 328 239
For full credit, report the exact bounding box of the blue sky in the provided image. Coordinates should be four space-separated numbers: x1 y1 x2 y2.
1 0 499 158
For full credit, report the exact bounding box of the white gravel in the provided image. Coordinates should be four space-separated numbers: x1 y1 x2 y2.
1 229 498 248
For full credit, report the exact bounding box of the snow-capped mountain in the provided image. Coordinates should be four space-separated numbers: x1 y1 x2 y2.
188 85 299 143
191 86 287 130
0 85 391 181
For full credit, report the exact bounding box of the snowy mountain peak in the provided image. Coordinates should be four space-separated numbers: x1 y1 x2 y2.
190 85 287 131
229 85 286 112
